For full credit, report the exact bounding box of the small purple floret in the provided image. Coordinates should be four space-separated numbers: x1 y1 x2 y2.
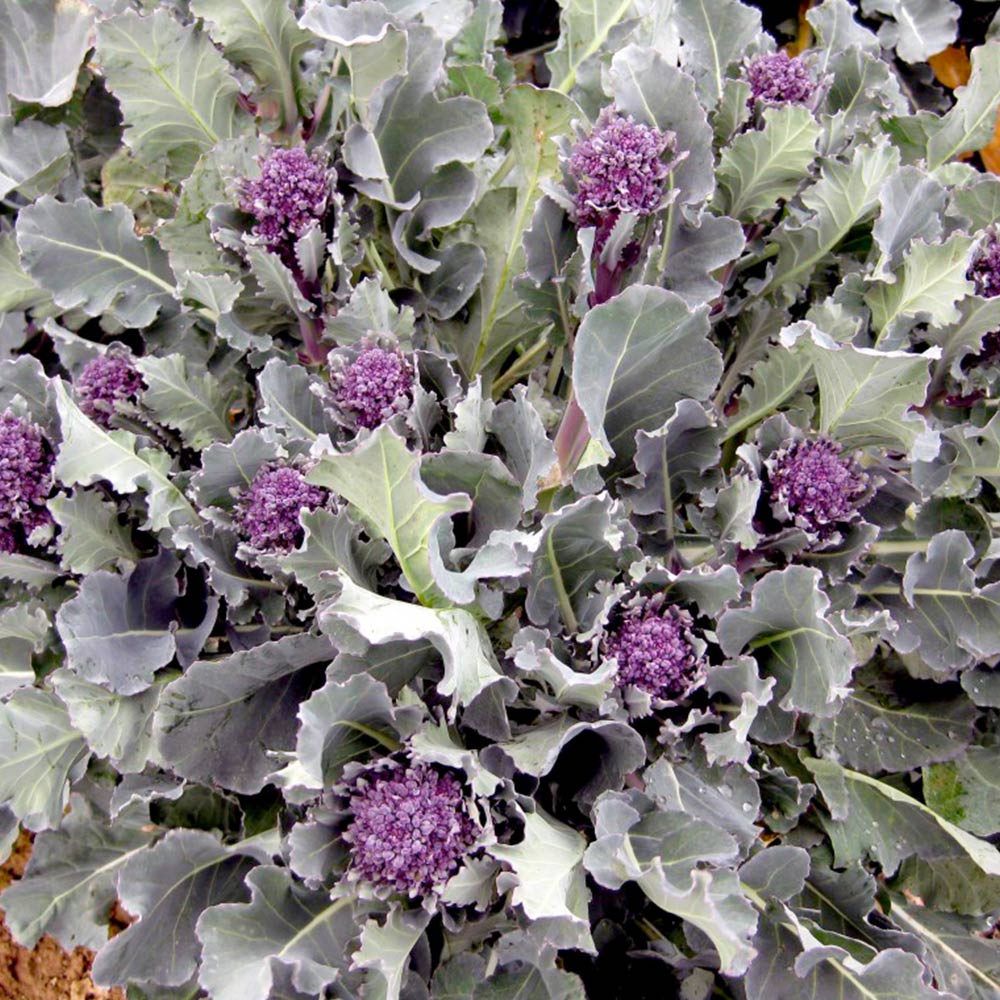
345 761 480 896
568 108 671 232
334 344 414 430
0 410 53 545
769 438 868 534
233 465 328 552
240 146 329 254
76 354 144 427
746 51 815 106
604 599 704 700
969 233 1000 299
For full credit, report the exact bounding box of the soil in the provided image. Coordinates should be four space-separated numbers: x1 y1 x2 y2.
0 831 125 1000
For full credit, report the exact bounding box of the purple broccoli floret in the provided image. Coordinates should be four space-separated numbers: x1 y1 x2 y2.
567 109 673 238
240 146 329 255
333 343 414 430
768 438 868 534
345 761 480 896
76 353 145 427
0 527 16 554
233 465 328 552
603 598 704 700
0 410 53 546
745 51 815 107
969 233 1000 299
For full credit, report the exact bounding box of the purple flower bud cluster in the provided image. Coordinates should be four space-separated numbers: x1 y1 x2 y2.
345 761 480 896
745 51 815 107
76 354 145 427
969 233 1000 299
768 438 868 534
334 343 415 430
240 146 329 254
233 465 328 552
568 109 672 232
604 598 704 700
0 411 53 546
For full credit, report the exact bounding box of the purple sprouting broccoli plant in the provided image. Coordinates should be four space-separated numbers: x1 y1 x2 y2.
567 109 675 248
767 438 869 535
603 597 705 701
75 353 145 427
969 232 1000 299
745 51 816 107
240 145 330 258
344 760 481 896
332 341 415 430
0 410 54 548
0 527 16 554
233 464 329 552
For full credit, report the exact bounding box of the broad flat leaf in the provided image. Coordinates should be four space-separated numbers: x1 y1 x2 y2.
17 197 176 329
924 747 1000 838
0 0 94 113
300 0 408 119
890 901 1000 1000
747 909 956 1000
54 380 199 533
787 327 937 461
308 425 470 608
584 791 757 975
659 209 746 307
191 0 310 128
722 342 813 442
929 295 1000 384
491 809 594 952
246 247 315 316
0 230 49 312
0 603 48 699
295 673 418 788
342 26 490 207
279 507 389 599
767 139 900 291
870 165 946 279
609 44 715 207
51 670 160 775
546 0 638 96
718 566 856 719
196 866 353 1000
525 494 632 632
808 0 881 64
715 106 821 222
572 284 720 466
256 359 340 441
812 688 978 773
702 656 775 766
0 118 70 200
805 757 1000 913
510 629 617 710
137 355 239 450
98 9 251 178
0 688 87 831
353 909 432 1000
861 0 959 63
92 831 258 989
927 41 1000 168
154 634 332 795
862 530 1000 674
740 846 810 902
0 805 151 951
56 550 217 696
866 234 975 345
674 0 761 107
319 574 511 724
48 489 138 575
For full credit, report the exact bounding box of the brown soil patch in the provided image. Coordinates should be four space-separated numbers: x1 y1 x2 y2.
0 830 125 1000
